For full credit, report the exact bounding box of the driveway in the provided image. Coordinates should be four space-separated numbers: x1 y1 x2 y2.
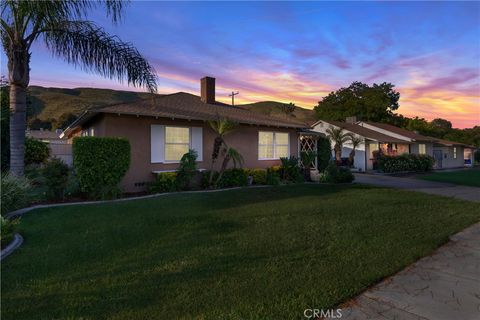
354 174 480 202
339 222 480 320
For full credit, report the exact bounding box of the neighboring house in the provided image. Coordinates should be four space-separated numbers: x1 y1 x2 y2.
359 122 475 170
26 129 73 166
312 119 408 171
311 118 475 171
62 77 312 192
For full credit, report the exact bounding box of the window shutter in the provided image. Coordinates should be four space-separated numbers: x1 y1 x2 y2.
191 127 203 161
151 125 165 163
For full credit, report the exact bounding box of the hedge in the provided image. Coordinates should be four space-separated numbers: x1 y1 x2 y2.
73 137 130 199
25 137 50 165
377 154 434 173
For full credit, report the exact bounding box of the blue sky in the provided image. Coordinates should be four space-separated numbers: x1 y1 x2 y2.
1 1 479 128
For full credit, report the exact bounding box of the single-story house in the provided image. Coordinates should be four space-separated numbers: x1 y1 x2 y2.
311 118 476 171
311 119 408 171
358 122 475 169
62 77 314 192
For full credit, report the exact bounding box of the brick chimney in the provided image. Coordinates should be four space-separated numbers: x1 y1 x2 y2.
200 76 215 104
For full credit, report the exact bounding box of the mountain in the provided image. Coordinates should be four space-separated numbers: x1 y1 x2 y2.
27 86 152 126
237 101 316 124
25 86 317 129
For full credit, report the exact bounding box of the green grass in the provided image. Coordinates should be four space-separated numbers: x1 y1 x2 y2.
418 168 480 187
2 184 479 320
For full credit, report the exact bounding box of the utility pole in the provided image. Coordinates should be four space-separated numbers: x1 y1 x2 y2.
229 91 239 106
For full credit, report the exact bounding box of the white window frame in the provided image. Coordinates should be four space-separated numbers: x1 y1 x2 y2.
418 144 426 155
258 131 290 160
164 126 191 163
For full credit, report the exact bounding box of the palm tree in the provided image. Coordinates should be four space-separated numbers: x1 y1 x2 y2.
207 118 237 186
1 1 157 176
214 147 243 187
325 126 349 163
347 134 363 167
300 150 317 181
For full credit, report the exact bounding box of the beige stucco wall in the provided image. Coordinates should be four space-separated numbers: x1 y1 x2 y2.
83 114 298 192
433 146 465 169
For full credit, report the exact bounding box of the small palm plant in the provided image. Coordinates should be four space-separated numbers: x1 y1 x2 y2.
325 126 349 163
300 151 317 181
207 117 237 186
214 147 244 187
347 134 363 167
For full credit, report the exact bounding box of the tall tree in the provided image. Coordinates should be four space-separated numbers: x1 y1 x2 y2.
314 81 400 122
1 0 157 175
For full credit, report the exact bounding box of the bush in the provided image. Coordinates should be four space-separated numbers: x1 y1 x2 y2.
248 169 267 185
149 172 178 193
1 172 30 215
377 154 434 173
73 137 130 199
280 156 304 183
43 158 69 200
474 150 480 164
65 170 81 198
25 137 50 166
176 150 197 190
202 169 248 188
317 136 332 172
320 162 355 183
1 216 20 248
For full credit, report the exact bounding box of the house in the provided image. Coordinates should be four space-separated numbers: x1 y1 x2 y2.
359 122 474 169
62 77 313 192
312 118 476 171
26 129 73 165
312 119 410 171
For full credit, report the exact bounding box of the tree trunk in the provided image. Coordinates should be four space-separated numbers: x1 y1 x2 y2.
349 150 355 167
9 85 27 175
7 40 30 176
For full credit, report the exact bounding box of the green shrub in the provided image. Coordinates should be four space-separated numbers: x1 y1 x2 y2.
474 150 480 164
25 137 50 165
320 162 355 183
1 172 30 215
43 158 69 200
202 169 248 188
280 156 304 183
248 169 267 185
1 216 20 248
266 170 281 185
65 170 81 198
72 137 130 199
149 172 178 193
377 154 434 173
217 168 249 188
176 150 197 190
317 136 331 172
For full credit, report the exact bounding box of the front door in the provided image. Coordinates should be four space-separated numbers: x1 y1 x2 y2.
433 150 442 169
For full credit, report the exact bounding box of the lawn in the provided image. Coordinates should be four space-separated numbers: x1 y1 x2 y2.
2 184 479 320
418 168 480 187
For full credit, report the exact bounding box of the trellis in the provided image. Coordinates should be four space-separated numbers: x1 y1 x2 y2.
298 132 322 169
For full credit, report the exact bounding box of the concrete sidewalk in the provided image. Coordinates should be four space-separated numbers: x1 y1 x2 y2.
340 222 480 320
354 174 480 202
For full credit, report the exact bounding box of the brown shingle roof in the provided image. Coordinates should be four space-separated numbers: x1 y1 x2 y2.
364 122 435 142
82 92 307 128
322 120 408 143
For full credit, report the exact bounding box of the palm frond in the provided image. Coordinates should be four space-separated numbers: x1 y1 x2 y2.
227 147 244 168
42 20 156 92
208 117 237 136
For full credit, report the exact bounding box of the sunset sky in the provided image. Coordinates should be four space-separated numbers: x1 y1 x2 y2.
1 1 479 128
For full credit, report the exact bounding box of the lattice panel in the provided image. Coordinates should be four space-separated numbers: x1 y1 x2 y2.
299 136 318 168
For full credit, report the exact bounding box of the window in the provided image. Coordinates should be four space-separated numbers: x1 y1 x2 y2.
165 126 190 161
82 127 94 137
418 144 426 155
258 131 289 159
453 147 457 159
